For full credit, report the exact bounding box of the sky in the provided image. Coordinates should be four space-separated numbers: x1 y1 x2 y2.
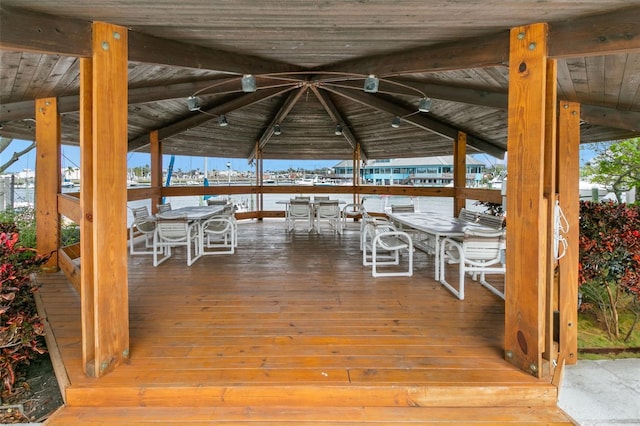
2 138 601 174
1 139 338 173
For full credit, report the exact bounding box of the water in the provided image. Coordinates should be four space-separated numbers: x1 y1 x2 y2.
9 188 487 227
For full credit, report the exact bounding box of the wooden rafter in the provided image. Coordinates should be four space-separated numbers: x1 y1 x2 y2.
322 85 505 159
248 86 307 161
130 86 298 151
311 86 368 162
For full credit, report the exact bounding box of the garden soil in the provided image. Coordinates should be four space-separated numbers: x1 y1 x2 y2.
0 352 63 424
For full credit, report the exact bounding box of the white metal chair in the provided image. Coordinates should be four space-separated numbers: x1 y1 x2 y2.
156 202 172 213
315 200 342 234
477 213 505 229
341 202 365 227
362 221 413 277
153 216 201 266
391 204 415 213
206 199 229 207
439 228 506 300
458 208 479 223
129 206 157 255
200 215 235 255
285 199 313 232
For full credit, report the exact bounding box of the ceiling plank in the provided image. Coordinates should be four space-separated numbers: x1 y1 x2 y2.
310 86 368 162
322 86 505 159
549 6 640 58
130 86 297 152
0 6 92 56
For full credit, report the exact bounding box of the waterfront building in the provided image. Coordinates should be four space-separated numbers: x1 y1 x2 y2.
333 156 486 186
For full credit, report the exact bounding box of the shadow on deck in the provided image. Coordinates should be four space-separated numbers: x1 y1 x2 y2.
39 219 573 424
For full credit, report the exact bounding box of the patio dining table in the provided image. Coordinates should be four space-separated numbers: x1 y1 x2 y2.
387 212 498 280
156 205 225 221
156 205 227 256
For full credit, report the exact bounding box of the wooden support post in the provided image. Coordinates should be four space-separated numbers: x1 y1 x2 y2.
453 131 467 217
88 22 129 377
557 101 580 365
543 59 558 366
149 130 162 213
257 142 264 215
79 58 96 374
504 23 549 378
34 97 60 272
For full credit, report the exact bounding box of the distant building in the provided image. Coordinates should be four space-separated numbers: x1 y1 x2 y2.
333 156 486 186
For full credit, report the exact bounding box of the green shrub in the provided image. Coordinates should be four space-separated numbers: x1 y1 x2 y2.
579 201 640 340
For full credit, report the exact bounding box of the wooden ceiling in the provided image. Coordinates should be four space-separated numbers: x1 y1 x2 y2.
1 1 639 162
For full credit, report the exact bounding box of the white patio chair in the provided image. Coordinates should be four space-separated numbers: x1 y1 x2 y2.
362 221 413 277
315 200 342 234
153 216 201 266
156 202 172 213
458 208 479 223
129 206 157 255
477 213 505 229
206 199 229 207
390 204 415 213
200 215 235 255
439 228 506 300
285 199 313 232
341 202 365 227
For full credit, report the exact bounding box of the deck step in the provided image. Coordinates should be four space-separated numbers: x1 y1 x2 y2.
64 383 559 408
45 405 575 425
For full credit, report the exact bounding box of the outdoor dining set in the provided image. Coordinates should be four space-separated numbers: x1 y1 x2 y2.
128 200 237 267
129 196 506 300
357 203 506 300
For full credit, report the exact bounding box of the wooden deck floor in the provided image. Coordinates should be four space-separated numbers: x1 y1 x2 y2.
39 219 573 424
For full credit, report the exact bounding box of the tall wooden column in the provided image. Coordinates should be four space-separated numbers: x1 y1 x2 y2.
79 57 96 374
453 131 467 216
149 130 162 213
34 97 60 272
557 101 580 365
504 23 550 377
86 21 130 377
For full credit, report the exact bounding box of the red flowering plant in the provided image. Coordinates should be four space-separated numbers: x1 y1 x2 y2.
0 224 50 395
578 201 640 340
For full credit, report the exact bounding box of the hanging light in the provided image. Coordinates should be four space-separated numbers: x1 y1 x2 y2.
217 115 229 127
391 116 401 128
273 124 282 135
364 74 379 93
418 97 432 112
334 124 343 135
187 95 201 111
241 74 257 92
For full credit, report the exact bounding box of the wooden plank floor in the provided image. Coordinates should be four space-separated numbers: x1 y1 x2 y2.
38 219 573 424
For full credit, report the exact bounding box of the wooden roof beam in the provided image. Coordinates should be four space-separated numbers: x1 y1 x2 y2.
310 86 368 162
322 86 505 159
130 86 297 152
0 6 300 75
321 34 509 77
248 86 307 161
549 6 640 58
319 6 640 77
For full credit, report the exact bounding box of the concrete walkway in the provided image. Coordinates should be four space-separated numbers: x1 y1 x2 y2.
558 358 640 425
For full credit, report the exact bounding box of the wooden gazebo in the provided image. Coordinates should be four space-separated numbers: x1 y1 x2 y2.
1 1 639 423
